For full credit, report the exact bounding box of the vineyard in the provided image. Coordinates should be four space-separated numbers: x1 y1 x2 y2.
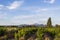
0 26 60 40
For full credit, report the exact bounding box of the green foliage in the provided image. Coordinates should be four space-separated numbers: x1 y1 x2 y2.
17 27 60 40
0 27 7 36
0 27 60 40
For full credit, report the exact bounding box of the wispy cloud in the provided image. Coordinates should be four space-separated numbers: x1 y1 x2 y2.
0 13 8 19
9 7 59 25
10 13 53 25
13 15 34 20
21 7 49 12
44 0 55 4
0 0 24 10
22 7 60 12
0 6 59 25
7 0 24 10
0 5 4 9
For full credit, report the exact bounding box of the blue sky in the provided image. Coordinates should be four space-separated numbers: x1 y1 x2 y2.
0 0 60 25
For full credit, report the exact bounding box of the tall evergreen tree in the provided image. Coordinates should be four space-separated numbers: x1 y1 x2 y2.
47 17 52 27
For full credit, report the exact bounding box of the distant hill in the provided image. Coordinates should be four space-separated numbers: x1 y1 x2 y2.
18 24 46 27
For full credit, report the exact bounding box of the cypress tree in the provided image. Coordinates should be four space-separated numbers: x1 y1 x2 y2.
47 17 52 27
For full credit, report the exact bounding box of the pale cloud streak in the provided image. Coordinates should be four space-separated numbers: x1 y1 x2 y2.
22 7 60 13
13 15 34 20
9 7 59 25
10 13 53 25
0 5 4 9
7 0 24 10
0 6 58 25
0 0 24 10
44 0 55 4
0 13 8 19
50 0 55 3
